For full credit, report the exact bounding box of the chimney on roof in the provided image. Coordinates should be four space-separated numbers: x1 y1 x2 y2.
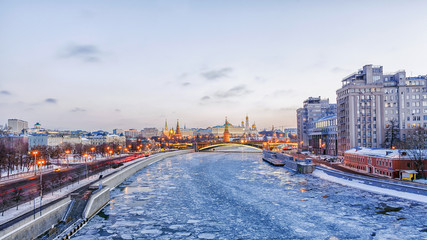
385 151 392 156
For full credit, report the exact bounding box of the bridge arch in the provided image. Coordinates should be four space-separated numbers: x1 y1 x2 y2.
198 143 263 151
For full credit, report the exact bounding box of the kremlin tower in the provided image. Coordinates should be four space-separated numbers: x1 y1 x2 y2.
162 120 170 138
175 119 182 139
223 117 230 142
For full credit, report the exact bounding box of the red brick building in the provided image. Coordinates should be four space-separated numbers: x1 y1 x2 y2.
344 147 427 179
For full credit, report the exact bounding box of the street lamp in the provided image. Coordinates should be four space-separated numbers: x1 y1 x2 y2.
84 153 88 179
32 151 39 175
65 150 71 168
37 160 46 196
37 159 45 216
91 147 95 160
106 146 111 158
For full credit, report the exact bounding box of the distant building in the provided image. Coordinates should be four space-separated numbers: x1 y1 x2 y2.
34 122 42 129
7 119 28 134
193 128 212 136
88 134 126 146
141 128 160 138
308 115 337 155
344 147 427 179
125 129 143 138
211 115 258 137
28 134 82 149
180 128 194 137
113 129 124 135
283 128 297 135
296 97 336 151
71 130 89 136
211 123 245 136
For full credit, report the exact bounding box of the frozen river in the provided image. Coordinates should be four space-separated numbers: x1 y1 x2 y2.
73 151 427 239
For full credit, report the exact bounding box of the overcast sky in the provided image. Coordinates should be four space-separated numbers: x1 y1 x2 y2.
1 0 427 131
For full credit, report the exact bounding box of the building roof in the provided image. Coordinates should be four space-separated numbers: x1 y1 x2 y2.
345 147 427 159
313 114 337 122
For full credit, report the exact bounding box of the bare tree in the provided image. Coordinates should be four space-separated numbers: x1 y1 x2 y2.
13 188 23 210
383 119 400 148
401 127 427 179
0 142 7 178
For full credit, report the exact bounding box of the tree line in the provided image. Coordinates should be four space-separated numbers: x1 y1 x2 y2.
383 122 427 179
0 141 126 178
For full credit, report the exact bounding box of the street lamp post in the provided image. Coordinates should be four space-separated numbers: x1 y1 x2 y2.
65 150 71 168
37 159 45 216
91 147 96 160
32 151 38 176
84 153 88 179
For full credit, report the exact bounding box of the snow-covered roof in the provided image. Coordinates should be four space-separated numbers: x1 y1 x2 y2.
314 114 337 122
345 147 427 159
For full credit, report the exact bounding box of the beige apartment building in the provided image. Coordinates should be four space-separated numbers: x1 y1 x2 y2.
336 64 426 156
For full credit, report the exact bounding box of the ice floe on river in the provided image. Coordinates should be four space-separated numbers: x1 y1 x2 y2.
72 152 427 239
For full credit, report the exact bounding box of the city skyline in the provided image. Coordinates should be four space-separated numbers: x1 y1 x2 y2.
1 1 427 131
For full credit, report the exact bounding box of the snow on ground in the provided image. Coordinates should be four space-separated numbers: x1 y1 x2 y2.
0 154 135 226
0 165 61 184
73 152 427 239
0 169 110 226
312 169 427 204
414 178 427 184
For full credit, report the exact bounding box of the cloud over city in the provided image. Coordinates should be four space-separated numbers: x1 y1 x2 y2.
201 67 233 81
71 107 86 112
60 44 103 62
214 85 252 99
45 98 57 104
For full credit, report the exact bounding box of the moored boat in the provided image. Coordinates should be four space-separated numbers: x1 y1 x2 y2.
262 150 316 174
262 151 286 166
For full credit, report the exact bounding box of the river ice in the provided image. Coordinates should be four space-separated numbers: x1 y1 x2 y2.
72 152 427 239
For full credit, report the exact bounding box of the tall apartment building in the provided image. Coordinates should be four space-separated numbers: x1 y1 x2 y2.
399 76 427 138
7 119 28 134
336 64 427 156
296 97 336 151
